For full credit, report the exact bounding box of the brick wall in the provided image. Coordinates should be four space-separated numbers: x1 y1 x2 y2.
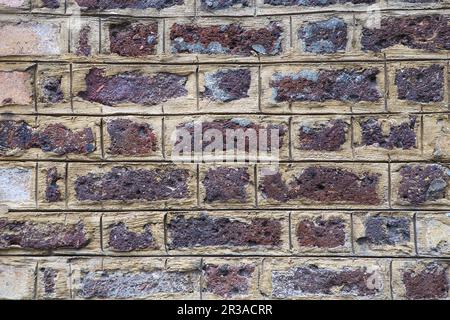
0 0 449 300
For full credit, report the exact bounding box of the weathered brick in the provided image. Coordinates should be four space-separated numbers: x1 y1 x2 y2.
200 165 255 207
71 258 201 299
198 66 259 113
37 162 66 209
36 64 71 113
0 63 35 113
0 162 36 209
387 62 448 112
36 258 71 300
67 163 197 209
70 18 100 58
166 211 289 254
31 0 65 13
0 213 100 254
0 0 30 11
423 114 450 160
353 212 414 256
258 163 388 208
261 63 385 113
0 258 36 300
0 16 68 56
102 212 164 254
198 0 254 16
391 163 450 208
416 213 450 256
166 17 290 62
353 115 421 160
261 258 390 299
165 115 289 162
101 19 163 58
392 260 449 299
291 212 351 254
202 258 261 299
103 116 163 160
291 116 352 160
72 64 196 114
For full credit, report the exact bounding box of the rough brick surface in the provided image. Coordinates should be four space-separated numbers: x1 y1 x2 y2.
0 1 449 301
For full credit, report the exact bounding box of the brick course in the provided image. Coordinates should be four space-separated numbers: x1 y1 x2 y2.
0 1 449 300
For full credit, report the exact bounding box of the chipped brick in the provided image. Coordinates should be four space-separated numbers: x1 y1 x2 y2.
357 216 410 246
395 65 444 103
202 69 251 102
41 77 64 104
45 167 62 202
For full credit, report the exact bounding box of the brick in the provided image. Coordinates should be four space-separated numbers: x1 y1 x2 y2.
416 213 450 256
100 18 163 58
291 115 352 160
202 258 262 299
0 162 36 209
31 0 65 13
0 16 68 56
37 162 66 209
166 211 289 254
391 163 450 208
198 65 259 113
70 18 100 58
0 63 35 113
197 0 255 16
292 14 355 57
353 115 422 160
291 212 352 254
0 258 37 299
36 258 71 300
353 212 414 256
36 64 71 113
261 258 390 299
257 163 389 208
103 116 163 160
102 212 164 254
200 164 255 207
68 0 195 16
165 115 289 162
67 163 197 209
0 0 30 11
166 17 290 62
70 258 201 299
387 61 448 112
423 114 450 161
392 260 449 299
0 213 100 254
261 63 385 114
72 64 196 114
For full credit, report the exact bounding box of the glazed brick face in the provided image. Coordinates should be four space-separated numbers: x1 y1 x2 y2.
0 1 449 301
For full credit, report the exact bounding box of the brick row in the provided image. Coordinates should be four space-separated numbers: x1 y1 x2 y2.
1 211 448 257
0 256 448 299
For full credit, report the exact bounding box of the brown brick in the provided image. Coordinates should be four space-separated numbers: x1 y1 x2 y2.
257 163 389 208
0 15 68 56
37 162 66 209
416 213 450 256
70 18 100 58
166 211 289 254
261 258 390 299
36 64 71 113
70 258 201 299
202 258 262 299
392 260 449 299
391 163 450 208
0 162 36 209
0 258 37 300
261 63 385 114
0 63 35 113
291 115 352 160
423 114 450 161
103 116 163 160
102 212 164 255
36 258 71 300
353 115 422 160
198 65 259 113
0 213 100 254
67 163 197 209
353 212 414 256
72 64 196 114
291 212 352 254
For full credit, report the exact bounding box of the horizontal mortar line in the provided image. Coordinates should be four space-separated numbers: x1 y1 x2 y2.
1 111 450 117
0 159 449 164
8 208 450 213
0 253 449 259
